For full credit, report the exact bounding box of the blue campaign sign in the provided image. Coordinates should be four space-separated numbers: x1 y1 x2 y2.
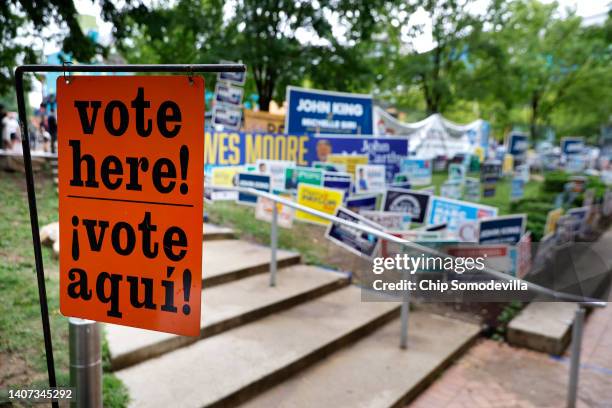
325 207 380 259
306 135 409 183
507 132 528 158
400 158 432 186
511 177 525 200
323 174 352 199
236 173 271 205
561 137 584 156
478 215 526 245
427 197 498 233
346 194 378 213
285 86 373 135
203 132 408 183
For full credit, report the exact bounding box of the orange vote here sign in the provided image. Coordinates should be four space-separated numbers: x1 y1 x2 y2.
57 76 204 336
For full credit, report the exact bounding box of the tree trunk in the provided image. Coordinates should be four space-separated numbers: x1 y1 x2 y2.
259 92 271 112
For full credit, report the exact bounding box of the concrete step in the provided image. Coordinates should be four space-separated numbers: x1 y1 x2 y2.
241 312 480 408
106 265 350 370
203 240 301 287
203 223 235 241
116 286 399 408
507 302 577 355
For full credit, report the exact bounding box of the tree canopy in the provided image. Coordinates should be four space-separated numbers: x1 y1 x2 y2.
2 0 610 140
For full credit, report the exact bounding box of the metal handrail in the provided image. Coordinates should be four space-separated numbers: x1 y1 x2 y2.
208 183 608 407
206 185 606 308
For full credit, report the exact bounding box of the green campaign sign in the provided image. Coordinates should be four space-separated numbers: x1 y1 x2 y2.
285 167 324 190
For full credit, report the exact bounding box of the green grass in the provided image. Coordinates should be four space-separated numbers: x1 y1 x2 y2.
430 171 541 215
0 172 128 407
207 201 327 266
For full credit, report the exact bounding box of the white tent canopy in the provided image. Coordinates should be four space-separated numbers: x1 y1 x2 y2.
373 106 489 158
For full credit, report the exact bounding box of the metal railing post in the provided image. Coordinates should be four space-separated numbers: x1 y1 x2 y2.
400 269 410 349
567 304 586 408
270 202 278 287
69 318 102 408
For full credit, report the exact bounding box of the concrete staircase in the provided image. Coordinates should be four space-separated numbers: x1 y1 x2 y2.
106 224 480 408
508 230 612 355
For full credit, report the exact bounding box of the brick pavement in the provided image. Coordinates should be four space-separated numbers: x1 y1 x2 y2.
409 304 612 408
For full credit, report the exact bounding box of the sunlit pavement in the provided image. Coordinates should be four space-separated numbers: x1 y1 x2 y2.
409 304 612 408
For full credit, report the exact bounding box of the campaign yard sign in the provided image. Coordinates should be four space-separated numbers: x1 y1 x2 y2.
255 196 294 228
214 81 243 106
286 86 373 135
355 164 386 193
561 136 584 157
507 132 528 164
57 76 204 336
313 161 347 172
211 166 241 187
464 178 481 201
441 180 462 200
427 197 498 234
236 172 271 205
323 172 352 198
511 177 525 201
325 207 381 259
296 184 344 225
515 164 530 182
448 163 466 182
401 158 432 186
312 135 409 182
285 167 324 191
218 61 246 85
382 188 431 224
327 154 369 177
362 211 411 231
212 104 242 130
478 214 527 245
390 181 412 189
346 194 379 213
256 159 294 191
481 160 501 198
202 132 407 180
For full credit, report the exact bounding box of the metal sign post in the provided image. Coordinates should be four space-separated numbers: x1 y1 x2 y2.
69 318 101 408
14 63 245 407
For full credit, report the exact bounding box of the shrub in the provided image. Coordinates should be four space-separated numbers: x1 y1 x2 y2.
543 171 570 193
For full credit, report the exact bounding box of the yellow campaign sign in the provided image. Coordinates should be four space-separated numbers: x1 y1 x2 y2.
296 184 344 225
544 208 563 236
212 166 241 187
204 131 310 166
327 154 368 177
474 146 484 163
503 154 514 174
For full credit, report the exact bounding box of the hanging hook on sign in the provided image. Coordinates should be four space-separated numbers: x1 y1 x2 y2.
63 60 73 84
188 65 194 86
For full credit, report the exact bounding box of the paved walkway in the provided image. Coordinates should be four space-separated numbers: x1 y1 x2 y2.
410 304 612 408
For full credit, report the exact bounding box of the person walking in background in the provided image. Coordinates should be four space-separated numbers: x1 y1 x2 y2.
2 112 20 151
47 108 57 153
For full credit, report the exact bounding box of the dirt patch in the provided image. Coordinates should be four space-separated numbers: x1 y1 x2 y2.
0 352 44 389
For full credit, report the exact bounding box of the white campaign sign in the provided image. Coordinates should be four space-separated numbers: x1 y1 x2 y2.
355 164 386 193
256 160 295 191
361 211 411 231
255 196 294 228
